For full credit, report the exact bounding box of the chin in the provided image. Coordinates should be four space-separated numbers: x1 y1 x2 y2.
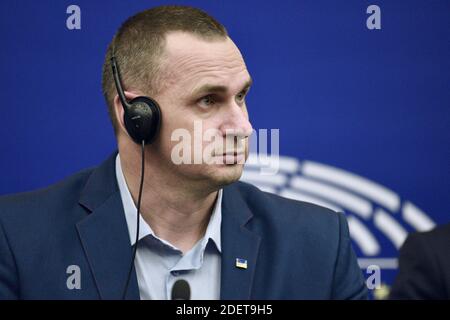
208 163 245 186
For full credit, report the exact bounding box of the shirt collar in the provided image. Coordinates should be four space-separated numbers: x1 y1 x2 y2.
115 153 222 253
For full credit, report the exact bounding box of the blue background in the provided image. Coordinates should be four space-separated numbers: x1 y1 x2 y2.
0 0 449 297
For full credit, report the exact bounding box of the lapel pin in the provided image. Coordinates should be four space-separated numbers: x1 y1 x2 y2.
235 258 248 269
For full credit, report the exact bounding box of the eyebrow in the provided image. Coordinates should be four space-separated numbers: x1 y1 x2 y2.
191 77 253 98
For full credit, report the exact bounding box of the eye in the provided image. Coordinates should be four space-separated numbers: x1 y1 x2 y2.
236 90 248 104
198 95 216 107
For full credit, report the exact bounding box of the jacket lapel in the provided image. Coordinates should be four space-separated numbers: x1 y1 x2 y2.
76 152 140 300
220 183 261 300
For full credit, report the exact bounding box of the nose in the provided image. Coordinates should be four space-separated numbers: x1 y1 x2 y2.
219 103 253 139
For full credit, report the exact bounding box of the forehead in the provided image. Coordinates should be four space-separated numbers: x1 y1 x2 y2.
161 32 250 96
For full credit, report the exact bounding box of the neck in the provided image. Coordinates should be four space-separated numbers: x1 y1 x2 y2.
118 146 219 254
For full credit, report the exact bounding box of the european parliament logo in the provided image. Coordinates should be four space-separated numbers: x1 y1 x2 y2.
241 154 436 298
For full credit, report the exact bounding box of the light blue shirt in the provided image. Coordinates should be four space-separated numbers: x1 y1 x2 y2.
115 154 222 300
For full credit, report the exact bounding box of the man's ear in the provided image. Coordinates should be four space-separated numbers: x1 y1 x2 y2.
113 91 141 135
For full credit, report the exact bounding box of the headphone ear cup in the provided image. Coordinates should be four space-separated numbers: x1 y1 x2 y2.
123 96 162 144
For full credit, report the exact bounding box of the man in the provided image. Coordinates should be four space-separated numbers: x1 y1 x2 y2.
389 223 450 300
0 5 367 299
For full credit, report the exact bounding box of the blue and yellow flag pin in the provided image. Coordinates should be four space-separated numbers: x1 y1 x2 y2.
235 258 248 269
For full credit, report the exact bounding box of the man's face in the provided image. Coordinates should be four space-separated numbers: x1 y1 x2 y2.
151 31 253 189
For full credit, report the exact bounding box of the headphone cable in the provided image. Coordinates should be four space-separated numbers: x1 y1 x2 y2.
122 140 145 299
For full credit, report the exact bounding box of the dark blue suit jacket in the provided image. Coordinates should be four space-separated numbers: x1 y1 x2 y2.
0 152 367 299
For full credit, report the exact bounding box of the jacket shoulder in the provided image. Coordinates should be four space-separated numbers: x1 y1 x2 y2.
404 223 450 253
0 167 94 223
233 180 342 230
235 180 339 213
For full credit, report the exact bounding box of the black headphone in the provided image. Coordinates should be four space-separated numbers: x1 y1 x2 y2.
110 45 162 145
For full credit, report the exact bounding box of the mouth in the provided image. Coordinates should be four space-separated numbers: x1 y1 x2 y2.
213 152 245 158
212 151 246 165
221 152 244 156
